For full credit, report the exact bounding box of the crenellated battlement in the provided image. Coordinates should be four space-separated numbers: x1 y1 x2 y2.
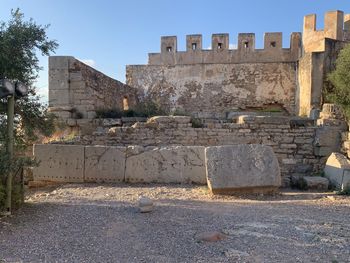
303 10 350 52
148 32 301 65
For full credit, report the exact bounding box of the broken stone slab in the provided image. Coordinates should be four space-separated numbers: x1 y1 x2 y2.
125 146 206 184
324 152 350 190
301 176 329 190
84 146 126 183
205 144 281 194
33 144 85 182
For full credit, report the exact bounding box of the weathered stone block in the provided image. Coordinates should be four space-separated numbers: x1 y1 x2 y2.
324 152 350 190
125 146 206 184
173 116 191 123
101 118 122 127
49 56 72 70
84 146 126 182
314 146 333 157
205 145 281 194
302 176 329 190
66 118 77 127
49 89 70 105
33 144 84 182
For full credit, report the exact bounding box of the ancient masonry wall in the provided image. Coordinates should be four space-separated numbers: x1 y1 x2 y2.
33 144 207 185
64 114 347 187
49 56 139 120
126 33 301 117
298 11 350 116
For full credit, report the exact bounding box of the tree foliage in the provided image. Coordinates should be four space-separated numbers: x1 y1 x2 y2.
327 43 350 119
0 9 58 84
0 9 58 209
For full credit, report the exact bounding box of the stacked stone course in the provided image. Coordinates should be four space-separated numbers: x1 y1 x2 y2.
56 115 346 187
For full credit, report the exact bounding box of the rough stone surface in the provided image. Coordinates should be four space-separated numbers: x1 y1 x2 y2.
33 144 84 182
324 152 350 190
138 196 154 213
125 146 206 184
84 146 126 183
127 63 297 116
302 176 329 190
205 145 281 194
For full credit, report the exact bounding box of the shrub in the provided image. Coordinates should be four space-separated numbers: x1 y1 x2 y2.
337 185 350 196
95 108 123 118
95 100 167 119
171 108 190 116
327 43 350 119
191 118 204 128
133 99 167 117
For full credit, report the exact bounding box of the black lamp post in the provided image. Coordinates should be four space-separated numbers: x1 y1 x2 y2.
0 79 28 214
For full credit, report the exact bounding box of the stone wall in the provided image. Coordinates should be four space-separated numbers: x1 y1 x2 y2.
127 62 297 117
49 56 139 120
297 39 349 116
61 115 345 187
33 144 207 184
127 33 301 117
148 33 301 65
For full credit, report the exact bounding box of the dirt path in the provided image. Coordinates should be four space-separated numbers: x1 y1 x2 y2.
0 184 349 263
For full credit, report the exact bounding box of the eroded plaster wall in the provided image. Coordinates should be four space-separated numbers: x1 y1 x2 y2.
127 62 297 117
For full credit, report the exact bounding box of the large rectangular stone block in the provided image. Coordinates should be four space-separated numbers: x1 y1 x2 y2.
49 56 72 70
49 89 70 106
205 145 281 194
324 152 350 190
84 146 126 182
33 144 84 182
125 146 206 184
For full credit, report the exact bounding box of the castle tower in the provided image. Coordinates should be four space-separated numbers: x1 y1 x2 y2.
303 10 344 52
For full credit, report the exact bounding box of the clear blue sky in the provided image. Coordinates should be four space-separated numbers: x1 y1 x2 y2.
1 0 349 102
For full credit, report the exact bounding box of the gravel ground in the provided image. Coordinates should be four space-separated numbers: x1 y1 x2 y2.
0 183 350 263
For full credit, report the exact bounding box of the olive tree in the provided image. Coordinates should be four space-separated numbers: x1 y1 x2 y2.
0 9 58 210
